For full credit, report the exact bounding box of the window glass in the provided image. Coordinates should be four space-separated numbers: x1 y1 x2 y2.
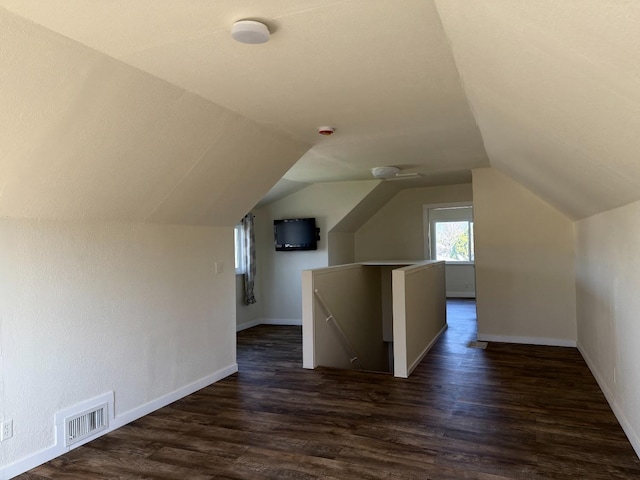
234 224 245 274
427 205 474 263
434 221 473 262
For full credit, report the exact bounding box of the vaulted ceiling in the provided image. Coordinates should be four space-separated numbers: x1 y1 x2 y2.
1 1 638 224
436 0 640 220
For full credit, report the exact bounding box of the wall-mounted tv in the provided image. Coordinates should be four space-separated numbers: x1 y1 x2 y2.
274 218 319 251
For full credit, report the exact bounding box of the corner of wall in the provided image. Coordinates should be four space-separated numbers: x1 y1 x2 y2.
472 167 577 344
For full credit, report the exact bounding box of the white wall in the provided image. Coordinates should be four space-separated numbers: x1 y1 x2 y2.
256 181 379 323
0 219 236 472
235 273 263 331
355 184 473 261
575 199 640 456
472 168 576 345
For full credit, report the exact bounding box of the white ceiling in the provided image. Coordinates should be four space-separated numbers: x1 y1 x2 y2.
435 0 640 219
1 1 639 220
0 0 488 203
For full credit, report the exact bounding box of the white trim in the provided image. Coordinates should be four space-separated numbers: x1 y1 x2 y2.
302 270 316 369
1 364 238 480
113 363 238 427
423 201 474 261
578 343 640 459
236 318 303 333
236 319 261 332
55 392 114 450
446 291 476 298
477 333 576 347
402 324 448 378
260 318 302 326
1 442 63 480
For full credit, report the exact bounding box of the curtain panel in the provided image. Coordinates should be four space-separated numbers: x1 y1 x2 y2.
241 213 257 305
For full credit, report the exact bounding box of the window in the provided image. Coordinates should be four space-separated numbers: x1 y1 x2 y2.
427 206 474 263
234 224 246 274
433 220 474 262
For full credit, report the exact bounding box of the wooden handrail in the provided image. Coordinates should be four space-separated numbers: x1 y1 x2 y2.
314 289 364 370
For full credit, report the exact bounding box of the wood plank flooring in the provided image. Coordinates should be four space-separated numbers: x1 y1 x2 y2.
18 300 640 479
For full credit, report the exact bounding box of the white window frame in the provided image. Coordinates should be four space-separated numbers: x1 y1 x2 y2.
423 202 474 265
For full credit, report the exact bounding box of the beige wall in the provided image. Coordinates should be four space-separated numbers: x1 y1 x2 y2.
472 168 576 345
0 219 236 470
256 181 379 322
444 264 476 297
435 1 640 221
303 264 386 372
0 9 307 228
328 232 356 266
575 199 640 455
393 262 446 378
354 184 474 297
355 184 473 261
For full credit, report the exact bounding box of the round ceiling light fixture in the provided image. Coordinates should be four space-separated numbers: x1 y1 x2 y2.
318 126 335 136
231 20 270 44
371 166 400 179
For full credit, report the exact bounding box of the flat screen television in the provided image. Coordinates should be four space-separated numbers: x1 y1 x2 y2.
274 218 319 251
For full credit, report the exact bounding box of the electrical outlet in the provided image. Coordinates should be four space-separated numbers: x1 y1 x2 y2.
1 419 13 441
215 261 224 274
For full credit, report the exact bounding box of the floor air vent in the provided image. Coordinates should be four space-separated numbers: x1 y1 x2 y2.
64 402 109 447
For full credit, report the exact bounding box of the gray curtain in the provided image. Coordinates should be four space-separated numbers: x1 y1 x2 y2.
242 213 257 305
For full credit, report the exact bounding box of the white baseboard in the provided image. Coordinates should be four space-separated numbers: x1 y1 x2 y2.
1 363 238 480
578 343 640 459
236 319 262 332
446 291 476 298
259 318 302 326
112 363 238 427
401 324 448 378
237 318 302 332
477 333 576 347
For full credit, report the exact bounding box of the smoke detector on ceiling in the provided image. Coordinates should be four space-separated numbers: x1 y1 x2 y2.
318 126 335 136
371 166 400 179
231 20 270 44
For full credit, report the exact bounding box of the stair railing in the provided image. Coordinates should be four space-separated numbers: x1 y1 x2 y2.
313 289 364 370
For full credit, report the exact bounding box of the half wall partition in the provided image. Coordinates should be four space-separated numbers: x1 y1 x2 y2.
302 260 446 378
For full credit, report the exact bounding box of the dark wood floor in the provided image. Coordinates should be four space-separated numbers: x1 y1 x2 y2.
19 300 640 479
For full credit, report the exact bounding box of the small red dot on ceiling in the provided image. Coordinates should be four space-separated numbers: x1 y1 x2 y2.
318 126 335 136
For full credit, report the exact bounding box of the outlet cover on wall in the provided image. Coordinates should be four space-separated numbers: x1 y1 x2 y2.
1 419 13 441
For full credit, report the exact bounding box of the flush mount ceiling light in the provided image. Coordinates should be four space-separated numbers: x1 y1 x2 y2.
371 166 400 179
231 20 270 44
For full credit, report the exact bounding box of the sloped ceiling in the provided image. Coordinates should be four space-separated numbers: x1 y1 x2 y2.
0 8 307 225
435 0 640 220
0 0 488 213
1 1 638 222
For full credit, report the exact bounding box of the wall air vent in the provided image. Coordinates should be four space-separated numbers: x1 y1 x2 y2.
64 402 108 447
